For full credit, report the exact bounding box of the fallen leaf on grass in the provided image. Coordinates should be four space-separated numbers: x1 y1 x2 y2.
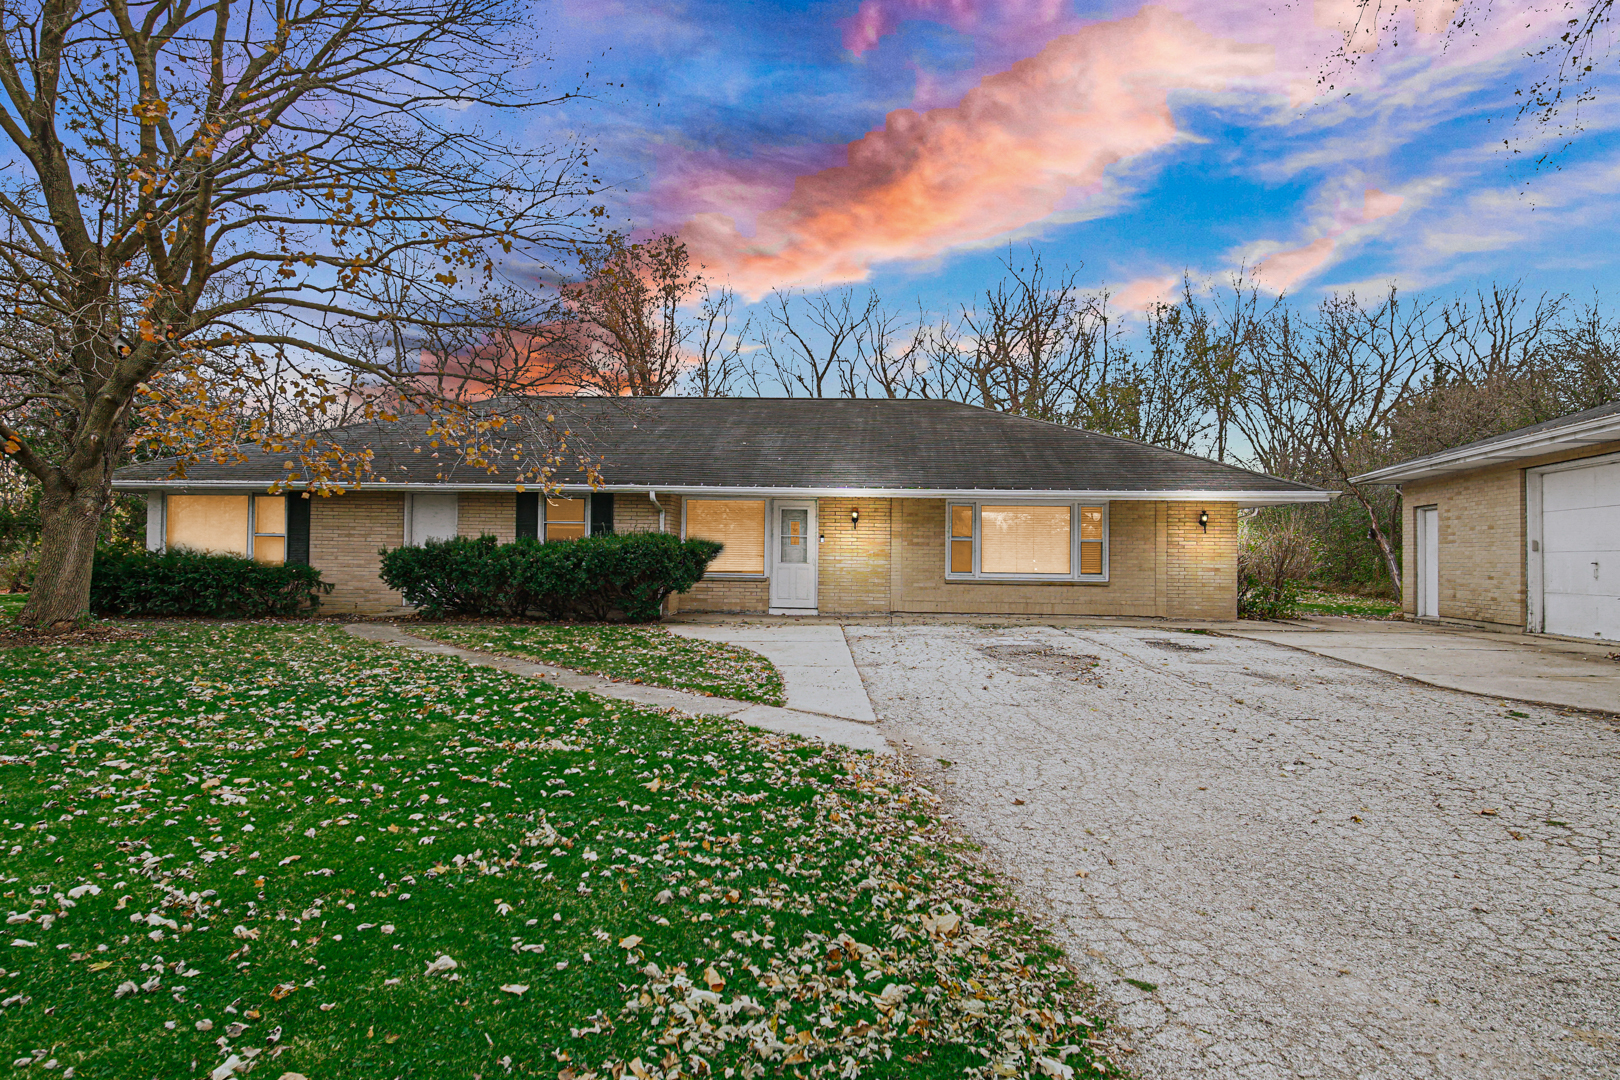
424 954 457 976
703 966 725 992
618 935 642 950
499 984 529 996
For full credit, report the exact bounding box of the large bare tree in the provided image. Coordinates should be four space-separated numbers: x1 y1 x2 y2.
0 0 600 628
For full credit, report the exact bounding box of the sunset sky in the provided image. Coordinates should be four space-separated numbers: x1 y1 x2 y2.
535 0 1619 313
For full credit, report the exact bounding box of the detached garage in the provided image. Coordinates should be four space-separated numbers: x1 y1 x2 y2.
1353 400 1620 641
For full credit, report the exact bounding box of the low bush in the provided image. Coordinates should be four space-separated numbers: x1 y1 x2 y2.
1237 574 1302 620
90 547 331 617
378 531 722 621
1237 508 1319 621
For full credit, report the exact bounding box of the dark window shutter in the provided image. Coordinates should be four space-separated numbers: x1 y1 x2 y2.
591 493 614 535
515 491 539 540
286 494 311 565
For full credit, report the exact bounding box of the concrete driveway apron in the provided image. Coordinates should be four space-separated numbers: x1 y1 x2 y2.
845 623 1620 1080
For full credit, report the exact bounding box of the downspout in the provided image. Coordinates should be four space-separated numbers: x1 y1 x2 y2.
649 490 665 533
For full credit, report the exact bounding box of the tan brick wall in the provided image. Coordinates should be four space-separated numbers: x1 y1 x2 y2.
457 493 515 542
1166 502 1238 620
614 491 667 534
1397 438 1620 628
300 489 1241 618
309 492 408 614
818 498 892 613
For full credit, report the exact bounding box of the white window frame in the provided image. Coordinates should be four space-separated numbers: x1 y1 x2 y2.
540 493 591 541
945 500 1109 583
681 495 769 579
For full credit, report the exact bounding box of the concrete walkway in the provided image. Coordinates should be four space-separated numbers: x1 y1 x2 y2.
1227 620 1620 715
342 623 891 755
665 621 878 723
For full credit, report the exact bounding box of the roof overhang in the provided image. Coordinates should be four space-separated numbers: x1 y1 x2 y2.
1351 413 1620 484
112 479 1332 507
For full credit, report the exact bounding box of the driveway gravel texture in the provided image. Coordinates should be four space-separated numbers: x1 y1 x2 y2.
844 624 1620 1080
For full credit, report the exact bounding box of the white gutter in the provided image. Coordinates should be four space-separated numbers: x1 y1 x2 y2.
648 489 665 531
1352 413 1620 484
110 479 1330 506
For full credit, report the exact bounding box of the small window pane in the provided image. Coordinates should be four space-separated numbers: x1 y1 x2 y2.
545 522 586 542
1080 541 1103 575
254 496 287 535
686 500 765 574
253 536 286 565
950 504 973 539
981 505 1071 575
779 508 808 564
167 495 250 556
1080 506 1103 541
546 497 586 523
950 538 974 574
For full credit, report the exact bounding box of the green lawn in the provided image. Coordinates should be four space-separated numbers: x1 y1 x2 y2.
1294 590 1401 619
0 624 1119 1079
411 623 788 706
0 592 25 618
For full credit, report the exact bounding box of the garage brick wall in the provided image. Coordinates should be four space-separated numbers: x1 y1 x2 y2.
1398 438 1620 629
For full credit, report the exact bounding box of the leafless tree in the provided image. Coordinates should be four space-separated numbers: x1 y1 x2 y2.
757 287 877 397
1267 286 1444 598
679 287 752 397
0 0 603 628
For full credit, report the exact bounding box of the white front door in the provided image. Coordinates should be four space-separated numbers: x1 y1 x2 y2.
1541 460 1620 640
1415 506 1439 618
769 501 817 613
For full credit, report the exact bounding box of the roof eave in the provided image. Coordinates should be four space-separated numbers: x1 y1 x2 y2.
1350 418 1620 484
112 478 1331 505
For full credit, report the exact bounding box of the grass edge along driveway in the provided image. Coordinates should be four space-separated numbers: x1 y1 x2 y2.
0 624 1122 1080
409 622 788 707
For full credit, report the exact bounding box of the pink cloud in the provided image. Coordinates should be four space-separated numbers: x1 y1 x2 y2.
683 8 1276 296
1253 237 1338 293
1251 185 1407 291
1110 274 1182 312
840 0 1072 56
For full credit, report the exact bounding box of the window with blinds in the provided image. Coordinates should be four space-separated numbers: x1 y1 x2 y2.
945 502 1108 581
685 499 766 575
544 497 587 541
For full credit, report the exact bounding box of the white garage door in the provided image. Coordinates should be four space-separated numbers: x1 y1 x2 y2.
1541 460 1620 640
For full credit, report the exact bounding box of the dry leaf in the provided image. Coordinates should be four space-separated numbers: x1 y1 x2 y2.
499 983 529 996
618 935 643 950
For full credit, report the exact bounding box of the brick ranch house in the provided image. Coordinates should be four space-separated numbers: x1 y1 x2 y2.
1352 399 1620 642
112 398 1329 618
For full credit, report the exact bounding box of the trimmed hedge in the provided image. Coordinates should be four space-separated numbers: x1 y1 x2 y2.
90 548 331 618
378 532 722 622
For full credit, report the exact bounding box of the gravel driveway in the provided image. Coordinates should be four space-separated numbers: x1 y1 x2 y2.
844 624 1620 1080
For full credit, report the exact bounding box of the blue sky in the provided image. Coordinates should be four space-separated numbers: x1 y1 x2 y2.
529 0 1620 315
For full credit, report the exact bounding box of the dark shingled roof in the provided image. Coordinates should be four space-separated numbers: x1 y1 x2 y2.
113 397 1325 499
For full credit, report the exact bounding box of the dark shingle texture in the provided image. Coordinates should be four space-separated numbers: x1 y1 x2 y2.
113 397 1319 494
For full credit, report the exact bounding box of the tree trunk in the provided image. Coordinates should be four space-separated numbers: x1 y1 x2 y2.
17 483 109 630
1345 482 1403 601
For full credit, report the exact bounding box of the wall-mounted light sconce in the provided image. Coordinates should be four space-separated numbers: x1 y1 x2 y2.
1198 509 1209 533
850 508 860 529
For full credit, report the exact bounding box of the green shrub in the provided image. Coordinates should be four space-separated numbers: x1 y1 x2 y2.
378 531 722 622
90 548 331 617
1237 573 1302 620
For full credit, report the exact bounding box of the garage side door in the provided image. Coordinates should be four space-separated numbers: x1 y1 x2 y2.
1542 460 1620 640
